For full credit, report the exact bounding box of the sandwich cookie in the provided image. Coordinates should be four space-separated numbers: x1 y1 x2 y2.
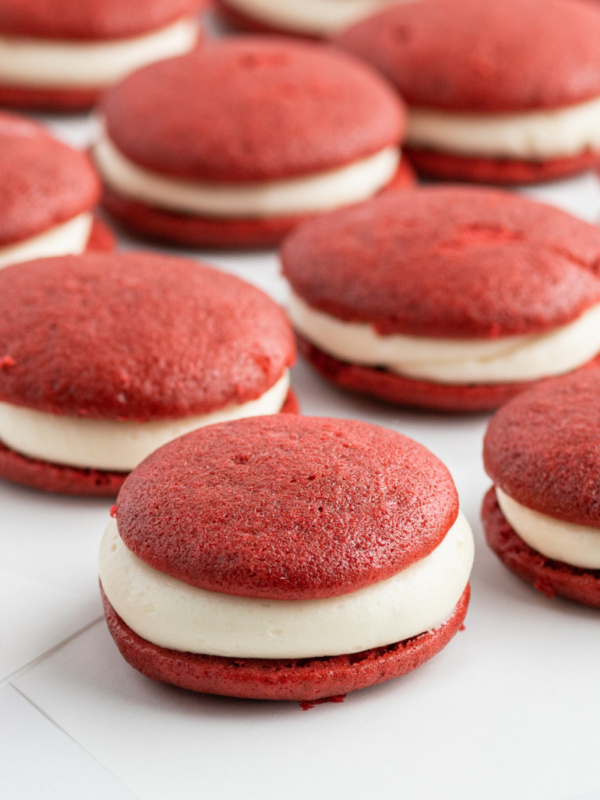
0 112 114 270
0 0 205 111
94 37 410 249
100 415 474 701
214 0 406 39
336 0 600 184
282 187 600 412
0 253 296 495
483 370 600 608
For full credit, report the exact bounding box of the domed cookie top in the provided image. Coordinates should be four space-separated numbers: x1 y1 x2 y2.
115 415 459 600
0 113 100 247
100 37 405 182
0 252 294 421
484 370 600 528
282 187 600 339
336 0 600 113
0 0 204 40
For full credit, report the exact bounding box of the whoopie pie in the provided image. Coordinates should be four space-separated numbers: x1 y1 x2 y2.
483 370 600 608
100 415 474 701
0 0 205 111
282 186 600 411
94 36 412 249
0 253 296 495
336 0 600 183
0 112 114 270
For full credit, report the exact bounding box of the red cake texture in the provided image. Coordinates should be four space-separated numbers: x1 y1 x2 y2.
0 390 298 496
0 112 100 246
0 0 205 41
404 148 600 186
100 158 415 249
86 218 116 253
282 187 600 409
336 0 600 182
0 253 295 421
102 584 471 701
482 489 600 608
336 0 600 113
115 416 458 600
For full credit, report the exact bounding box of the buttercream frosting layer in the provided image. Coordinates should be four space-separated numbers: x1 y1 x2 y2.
288 292 600 384
0 18 198 88
223 0 403 35
0 212 92 270
408 95 600 160
99 511 474 659
0 373 290 471
94 134 400 218
496 488 600 569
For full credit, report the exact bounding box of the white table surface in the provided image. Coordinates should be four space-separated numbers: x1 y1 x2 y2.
2 104 600 800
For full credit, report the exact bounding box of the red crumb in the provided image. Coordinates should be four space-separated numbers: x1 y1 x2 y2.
534 578 556 599
0 356 15 368
299 694 347 711
110 505 117 518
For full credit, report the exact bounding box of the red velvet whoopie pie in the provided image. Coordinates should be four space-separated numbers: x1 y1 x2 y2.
94 36 412 249
0 252 296 496
0 0 206 111
282 186 600 412
0 112 114 270
99 415 474 701
483 370 600 608
336 0 600 184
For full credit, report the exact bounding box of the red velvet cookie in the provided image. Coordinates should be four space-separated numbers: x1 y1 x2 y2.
0 253 296 495
336 0 600 184
95 37 408 249
0 0 205 112
0 112 112 268
281 186 600 411
100 415 473 700
482 370 600 607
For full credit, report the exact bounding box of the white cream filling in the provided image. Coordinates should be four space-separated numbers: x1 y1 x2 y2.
408 95 600 160
99 511 473 659
496 488 600 570
0 212 93 271
94 134 400 218
0 372 290 472
223 0 407 35
289 292 600 384
0 17 198 89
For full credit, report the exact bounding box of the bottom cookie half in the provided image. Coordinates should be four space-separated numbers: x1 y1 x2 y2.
101 583 470 701
482 488 600 608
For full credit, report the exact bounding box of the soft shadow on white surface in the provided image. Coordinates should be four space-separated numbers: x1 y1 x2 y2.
11 589 600 800
0 684 138 799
